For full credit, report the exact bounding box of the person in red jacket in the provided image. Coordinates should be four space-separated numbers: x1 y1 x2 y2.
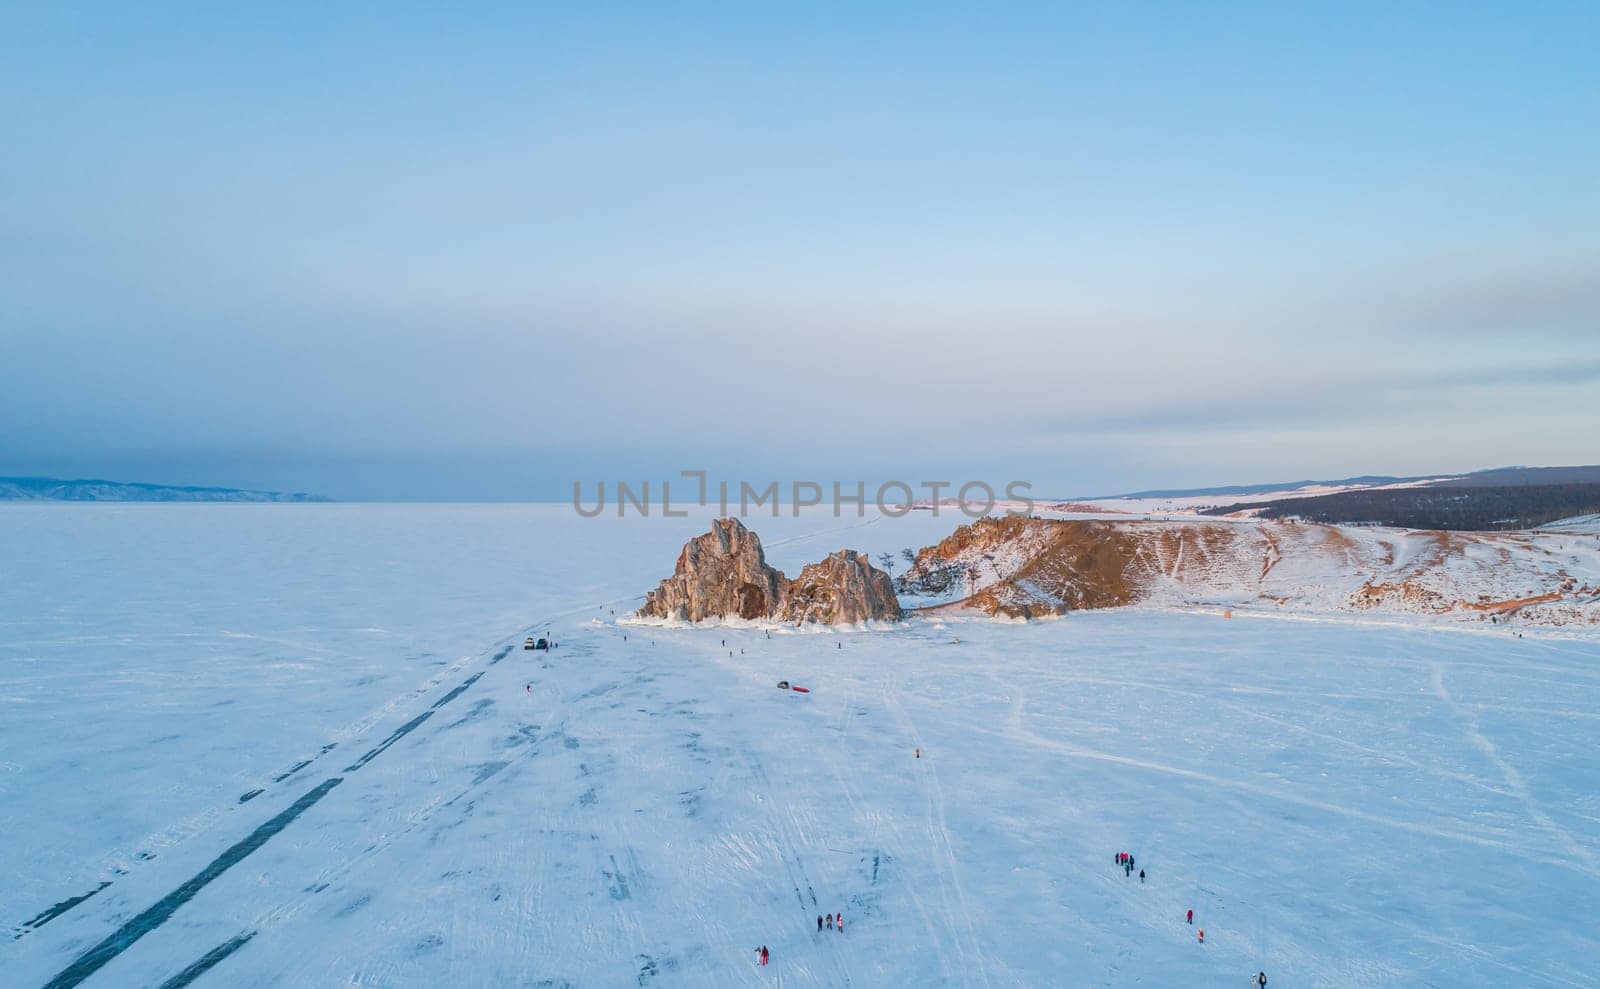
1186 909 1193 925
836 912 844 933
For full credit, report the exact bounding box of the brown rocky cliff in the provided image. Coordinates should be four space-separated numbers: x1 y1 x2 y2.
780 549 901 624
901 515 1596 626
638 519 901 624
639 518 788 621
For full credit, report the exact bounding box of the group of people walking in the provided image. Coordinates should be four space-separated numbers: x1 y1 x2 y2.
1115 851 1144 882
757 910 845 968
1117 849 1266 982
1119 851 1197 938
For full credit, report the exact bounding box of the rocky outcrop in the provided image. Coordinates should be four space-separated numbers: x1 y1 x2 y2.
902 516 1152 617
781 550 901 624
638 519 901 624
639 518 789 622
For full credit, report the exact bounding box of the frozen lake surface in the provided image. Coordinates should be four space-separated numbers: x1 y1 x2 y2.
2 504 1597 987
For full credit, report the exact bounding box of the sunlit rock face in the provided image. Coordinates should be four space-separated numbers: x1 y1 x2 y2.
638 519 901 624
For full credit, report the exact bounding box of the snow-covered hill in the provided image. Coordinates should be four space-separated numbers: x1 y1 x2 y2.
0 476 328 502
902 515 1600 628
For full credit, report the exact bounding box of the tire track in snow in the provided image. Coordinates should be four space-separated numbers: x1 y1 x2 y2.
12 592 628 945
1429 662 1600 875
982 665 1571 989
882 670 993 989
142 641 584 986
28 604 599 984
9 644 512 943
14 883 111 939
1026 669 1518 799
40 778 344 989
1002 689 1600 881
744 752 854 987
761 515 882 551
822 663 953 983
154 930 257 989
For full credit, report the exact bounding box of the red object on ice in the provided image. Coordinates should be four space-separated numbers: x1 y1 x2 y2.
790 686 810 693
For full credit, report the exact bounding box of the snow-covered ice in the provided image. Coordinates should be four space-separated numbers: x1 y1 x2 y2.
2 504 1598 987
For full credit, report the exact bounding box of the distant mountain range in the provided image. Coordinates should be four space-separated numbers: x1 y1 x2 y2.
1092 465 1600 501
0 477 330 503
1069 465 1600 532
1090 474 1420 501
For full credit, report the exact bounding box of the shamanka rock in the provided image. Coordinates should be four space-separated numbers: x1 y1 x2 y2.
639 517 788 621
638 518 901 624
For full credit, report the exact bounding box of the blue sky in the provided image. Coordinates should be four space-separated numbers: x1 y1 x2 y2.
2 3 1596 500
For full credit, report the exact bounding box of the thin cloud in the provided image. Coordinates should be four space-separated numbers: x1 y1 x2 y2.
1025 358 1600 439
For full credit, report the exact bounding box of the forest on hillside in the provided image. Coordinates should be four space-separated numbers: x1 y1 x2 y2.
1202 483 1600 531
